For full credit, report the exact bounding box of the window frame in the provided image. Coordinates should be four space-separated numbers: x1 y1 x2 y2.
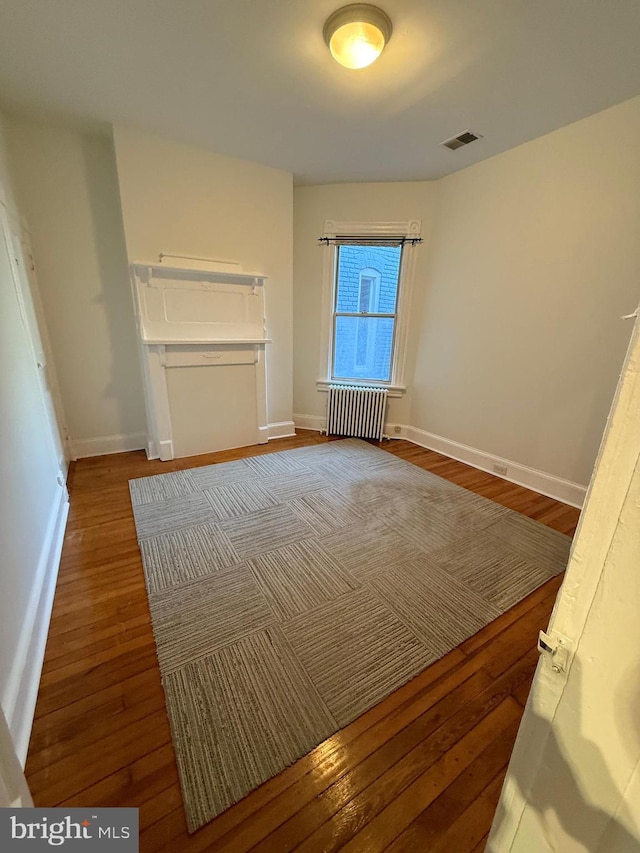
317 219 421 397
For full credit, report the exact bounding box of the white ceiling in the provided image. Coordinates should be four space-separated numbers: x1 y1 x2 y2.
1 0 639 185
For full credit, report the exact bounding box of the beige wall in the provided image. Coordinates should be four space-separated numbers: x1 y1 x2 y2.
113 125 294 427
4 116 145 448
293 181 438 426
413 96 640 486
0 111 64 756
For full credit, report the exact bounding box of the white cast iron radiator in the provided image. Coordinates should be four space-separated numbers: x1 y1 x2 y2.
326 384 388 441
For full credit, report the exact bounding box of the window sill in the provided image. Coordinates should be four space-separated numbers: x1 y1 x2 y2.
316 379 406 398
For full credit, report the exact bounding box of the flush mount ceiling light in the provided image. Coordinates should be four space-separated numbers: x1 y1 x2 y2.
323 4 393 70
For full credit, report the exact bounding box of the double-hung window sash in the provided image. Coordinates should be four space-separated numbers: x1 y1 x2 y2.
328 237 405 383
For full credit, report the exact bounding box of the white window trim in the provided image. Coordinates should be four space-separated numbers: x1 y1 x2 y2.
316 219 421 396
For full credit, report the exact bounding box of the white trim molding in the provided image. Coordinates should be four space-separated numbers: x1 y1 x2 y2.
267 421 297 440
293 413 586 508
3 483 69 765
405 425 586 508
323 219 422 239
71 432 146 460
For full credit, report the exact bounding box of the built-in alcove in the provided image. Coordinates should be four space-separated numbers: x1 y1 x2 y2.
131 259 271 460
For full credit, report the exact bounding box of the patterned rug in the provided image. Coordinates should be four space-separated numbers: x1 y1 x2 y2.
129 439 570 832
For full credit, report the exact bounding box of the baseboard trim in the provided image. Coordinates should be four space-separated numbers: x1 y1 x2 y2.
3 483 69 765
405 425 586 508
293 413 586 508
268 421 297 440
135 425 296 458
293 413 326 432
71 432 147 460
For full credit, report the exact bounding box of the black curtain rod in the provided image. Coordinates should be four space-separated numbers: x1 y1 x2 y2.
318 235 423 246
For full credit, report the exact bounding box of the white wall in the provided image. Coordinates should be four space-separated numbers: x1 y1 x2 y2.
4 116 146 455
112 125 294 428
0 111 67 760
293 182 438 427
413 96 640 486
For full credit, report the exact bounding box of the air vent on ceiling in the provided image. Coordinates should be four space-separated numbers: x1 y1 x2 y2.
441 130 483 151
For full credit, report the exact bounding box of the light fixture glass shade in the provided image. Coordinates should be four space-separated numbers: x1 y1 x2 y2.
324 5 392 70
329 21 385 69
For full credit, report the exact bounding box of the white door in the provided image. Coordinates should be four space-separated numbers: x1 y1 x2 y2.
488 309 640 852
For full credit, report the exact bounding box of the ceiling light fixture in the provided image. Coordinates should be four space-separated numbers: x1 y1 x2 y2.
323 4 393 70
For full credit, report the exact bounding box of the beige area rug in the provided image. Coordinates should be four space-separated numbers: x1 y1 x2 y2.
129 439 570 832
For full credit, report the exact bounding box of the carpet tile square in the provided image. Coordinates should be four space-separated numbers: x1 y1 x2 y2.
249 539 359 620
218 503 316 559
163 627 336 830
149 563 275 672
132 492 215 539
281 587 435 726
140 521 239 593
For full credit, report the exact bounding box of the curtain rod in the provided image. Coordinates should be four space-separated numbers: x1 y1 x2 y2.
318 236 423 246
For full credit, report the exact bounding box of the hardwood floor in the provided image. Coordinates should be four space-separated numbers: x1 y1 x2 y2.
25 432 580 851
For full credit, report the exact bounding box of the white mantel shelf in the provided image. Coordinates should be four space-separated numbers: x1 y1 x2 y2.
132 261 268 286
143 337 272 345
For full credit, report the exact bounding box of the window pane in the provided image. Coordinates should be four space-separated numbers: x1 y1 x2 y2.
333 316 395 381
359 277 372 312
335 245 401 313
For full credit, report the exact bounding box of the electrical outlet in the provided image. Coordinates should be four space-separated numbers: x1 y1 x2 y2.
493 463 508 476
393 425 401 434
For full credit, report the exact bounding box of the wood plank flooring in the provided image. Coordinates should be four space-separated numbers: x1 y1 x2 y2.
25 432 580 851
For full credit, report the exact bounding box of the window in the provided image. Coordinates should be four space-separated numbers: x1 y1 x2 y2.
317 220 421 395
332 245 402 382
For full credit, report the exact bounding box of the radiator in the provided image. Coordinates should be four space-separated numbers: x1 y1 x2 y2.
326 384 388 441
